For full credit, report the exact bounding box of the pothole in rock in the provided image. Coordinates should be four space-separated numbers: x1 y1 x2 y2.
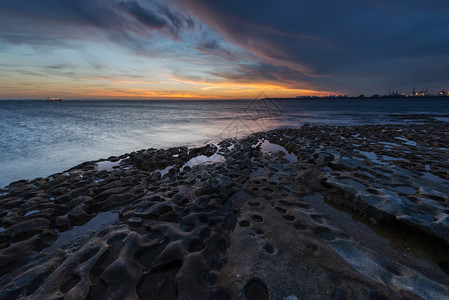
313 227 336 241
264 243 275 254
244 278 269 300
254 139 298 163
205 272 218 286
181 150 225 171
188 239 205 252
282 215 296 222
239 220 250 227
252 227 264 235
180 223 194 232
439 261 449 276
43 212 119 253
251 215 264 223
96 160 122 172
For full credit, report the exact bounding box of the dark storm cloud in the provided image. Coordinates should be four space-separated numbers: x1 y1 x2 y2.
195 39 237 61
210 63 311 86
117 0 195 37
176 0 449 93
119 1 168 29
0 0 196 47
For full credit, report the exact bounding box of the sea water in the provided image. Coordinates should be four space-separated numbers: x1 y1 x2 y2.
1 98 448 187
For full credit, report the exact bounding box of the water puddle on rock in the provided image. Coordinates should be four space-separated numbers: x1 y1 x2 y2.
421 171 448 185
255 139 298 163
388 185 416 195
351 134 366 140
434 117 449 123
181 152 225 171
156 166 174 177
336 178 367 190
24 210 40 217
355 150 386 165
382 155 408 162
395 136 417 146
379 141 400 148
96 160 122 172
43 212 119 253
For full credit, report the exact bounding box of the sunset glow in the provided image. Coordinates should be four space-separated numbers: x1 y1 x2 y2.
1 1 448 99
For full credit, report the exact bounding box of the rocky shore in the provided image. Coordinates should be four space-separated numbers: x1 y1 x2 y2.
0 115 448 299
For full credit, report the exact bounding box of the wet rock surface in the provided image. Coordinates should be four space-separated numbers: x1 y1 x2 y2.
0 115 448 299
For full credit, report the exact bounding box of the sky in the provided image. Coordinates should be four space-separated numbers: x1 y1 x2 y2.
0 0 448 99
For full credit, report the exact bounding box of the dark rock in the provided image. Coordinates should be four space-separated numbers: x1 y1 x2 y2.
128 217 143 227
68 206 91 225
0 218 49 242
55 216 71 231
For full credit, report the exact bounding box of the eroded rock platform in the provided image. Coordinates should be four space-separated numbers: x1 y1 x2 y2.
1 115 448 299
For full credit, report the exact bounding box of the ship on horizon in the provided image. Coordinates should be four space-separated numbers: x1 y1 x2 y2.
45 97 62 101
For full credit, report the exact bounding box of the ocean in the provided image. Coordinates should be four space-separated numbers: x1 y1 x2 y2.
1 98 448 187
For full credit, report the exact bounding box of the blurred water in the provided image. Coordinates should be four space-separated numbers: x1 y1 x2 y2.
0 98 448 187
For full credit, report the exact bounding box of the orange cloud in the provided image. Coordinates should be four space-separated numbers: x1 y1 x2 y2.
1 71 334 100
166 75 332 98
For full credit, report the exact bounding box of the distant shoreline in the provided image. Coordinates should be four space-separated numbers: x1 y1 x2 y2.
1 96 449 101
266 95 449 100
